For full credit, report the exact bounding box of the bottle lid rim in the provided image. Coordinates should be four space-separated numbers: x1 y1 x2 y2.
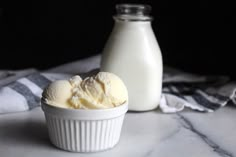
115 4 152 21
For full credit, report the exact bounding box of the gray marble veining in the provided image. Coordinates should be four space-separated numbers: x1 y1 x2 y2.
0 106 236 157
177 114 232 157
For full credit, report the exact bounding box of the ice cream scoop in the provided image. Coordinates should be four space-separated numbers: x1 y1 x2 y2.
42 80 73 108
70 72 128 109
42 72 128 109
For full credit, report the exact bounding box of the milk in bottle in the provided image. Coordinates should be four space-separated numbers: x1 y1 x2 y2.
101 4 163 111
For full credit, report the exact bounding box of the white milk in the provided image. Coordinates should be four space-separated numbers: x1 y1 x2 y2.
101 4 163 111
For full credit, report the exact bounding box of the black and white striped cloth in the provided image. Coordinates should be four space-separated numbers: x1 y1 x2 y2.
0 56 236 114
0 69 72 114
160 67 236 113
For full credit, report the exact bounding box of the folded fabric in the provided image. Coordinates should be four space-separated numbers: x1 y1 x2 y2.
160 67 236 113
0 69 37 87
0 70 72 114
0 55 235 114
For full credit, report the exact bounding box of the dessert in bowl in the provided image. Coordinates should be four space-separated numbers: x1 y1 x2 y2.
41 72 128 152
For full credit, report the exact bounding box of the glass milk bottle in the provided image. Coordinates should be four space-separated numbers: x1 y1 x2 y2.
101 4 163 111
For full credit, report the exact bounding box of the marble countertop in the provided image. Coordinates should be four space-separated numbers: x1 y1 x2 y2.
1 106 236 157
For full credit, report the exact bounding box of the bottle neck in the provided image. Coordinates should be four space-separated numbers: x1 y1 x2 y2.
114 4 153 22
113 19 152 30
113 15 152 22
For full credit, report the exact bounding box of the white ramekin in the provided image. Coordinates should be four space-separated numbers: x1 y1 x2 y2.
41 101 128 153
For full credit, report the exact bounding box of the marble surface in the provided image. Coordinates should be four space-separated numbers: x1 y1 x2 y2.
1 106 236 157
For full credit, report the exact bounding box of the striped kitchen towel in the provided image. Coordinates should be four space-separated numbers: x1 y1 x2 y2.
0 69 72 114
160 66 236 113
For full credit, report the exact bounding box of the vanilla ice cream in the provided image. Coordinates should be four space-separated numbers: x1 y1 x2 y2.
42 72 128 109
42 80 73 108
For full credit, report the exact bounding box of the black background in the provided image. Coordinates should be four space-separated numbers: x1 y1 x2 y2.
0 1 235 78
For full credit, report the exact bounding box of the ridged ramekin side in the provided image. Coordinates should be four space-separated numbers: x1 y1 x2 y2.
45 113 125 152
